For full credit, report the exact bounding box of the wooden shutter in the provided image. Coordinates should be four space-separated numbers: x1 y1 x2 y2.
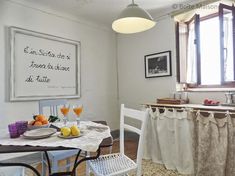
219 3 235 84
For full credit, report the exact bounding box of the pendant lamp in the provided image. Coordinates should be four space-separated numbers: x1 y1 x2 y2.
112 0 156 34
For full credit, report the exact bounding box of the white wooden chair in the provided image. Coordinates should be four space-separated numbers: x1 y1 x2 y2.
39 99 79 174
87 104 149 176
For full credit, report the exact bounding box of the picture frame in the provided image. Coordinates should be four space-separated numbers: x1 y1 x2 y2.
9 26 81 101
144 51 172 78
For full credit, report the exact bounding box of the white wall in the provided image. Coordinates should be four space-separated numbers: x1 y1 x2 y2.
0 0 228 134
0 0 119 130
117 16 226 108
117 17 176 108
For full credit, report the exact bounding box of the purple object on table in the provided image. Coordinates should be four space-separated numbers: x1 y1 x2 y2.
8 123 20 138
16 121 28 135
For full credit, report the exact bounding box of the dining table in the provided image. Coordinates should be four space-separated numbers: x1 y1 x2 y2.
0 121 113 176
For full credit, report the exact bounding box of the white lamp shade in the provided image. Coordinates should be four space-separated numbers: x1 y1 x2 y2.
112 3 156 34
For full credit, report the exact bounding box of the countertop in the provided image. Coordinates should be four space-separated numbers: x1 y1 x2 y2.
143 103 235 111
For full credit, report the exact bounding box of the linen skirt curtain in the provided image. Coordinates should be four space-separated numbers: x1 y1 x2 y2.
191 111 235 176
143 108 235 176
143 108 194 175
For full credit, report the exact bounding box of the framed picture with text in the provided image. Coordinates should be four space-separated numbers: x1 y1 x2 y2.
144 51 172 78
9 26 81 101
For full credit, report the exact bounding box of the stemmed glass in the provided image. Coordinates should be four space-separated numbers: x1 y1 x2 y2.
60 104 70 125
73 104 83 127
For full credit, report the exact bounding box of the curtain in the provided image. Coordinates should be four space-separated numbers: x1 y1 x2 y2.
192 111 235 176
174 109 194 174
178 22 188 83
143 108 194 175
143 108 163 164
186 21 197 84
157 108 176 170
143 107 235 176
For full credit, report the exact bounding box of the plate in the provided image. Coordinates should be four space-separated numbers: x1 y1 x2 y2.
203 104 219 106
27 124 50 130
57 132 83 139
23 128 57 139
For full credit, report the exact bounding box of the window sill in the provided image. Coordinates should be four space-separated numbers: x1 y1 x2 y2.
186 87 235 92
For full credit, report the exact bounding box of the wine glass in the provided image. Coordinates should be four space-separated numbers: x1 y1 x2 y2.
60 104 70 125
73 104 83 127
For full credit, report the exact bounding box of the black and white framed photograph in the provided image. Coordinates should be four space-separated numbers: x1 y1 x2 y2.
144 51 172 78
9 26 81 101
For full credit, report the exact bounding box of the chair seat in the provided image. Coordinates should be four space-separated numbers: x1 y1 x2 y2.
89 153 137 176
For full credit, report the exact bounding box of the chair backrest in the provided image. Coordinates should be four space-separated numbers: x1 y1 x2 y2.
119 104 149 175
39 99 67 116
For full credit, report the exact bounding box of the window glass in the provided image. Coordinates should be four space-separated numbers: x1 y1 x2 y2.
223 9 234 82
200 17 221 85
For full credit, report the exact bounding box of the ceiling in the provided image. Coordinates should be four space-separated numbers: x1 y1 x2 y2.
9 0 200 27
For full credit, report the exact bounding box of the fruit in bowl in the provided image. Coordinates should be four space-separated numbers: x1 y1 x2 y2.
28 114 50 130
203 99 220 106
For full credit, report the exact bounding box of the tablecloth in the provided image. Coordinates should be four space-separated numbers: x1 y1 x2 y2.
0 121 111 152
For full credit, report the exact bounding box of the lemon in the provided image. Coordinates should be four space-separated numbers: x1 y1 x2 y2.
60 127 71 137
70 125 80 136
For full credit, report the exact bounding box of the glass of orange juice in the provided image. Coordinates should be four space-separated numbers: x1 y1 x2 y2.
60 104 70 125
73 104 83 126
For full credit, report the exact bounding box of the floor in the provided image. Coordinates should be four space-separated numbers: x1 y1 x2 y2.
24 139 185 176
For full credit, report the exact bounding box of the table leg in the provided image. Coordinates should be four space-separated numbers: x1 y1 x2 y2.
44 151 52 175
0 162 41 176
73 149 82 169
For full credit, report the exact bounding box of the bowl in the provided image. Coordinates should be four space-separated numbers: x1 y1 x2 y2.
27 124 50 130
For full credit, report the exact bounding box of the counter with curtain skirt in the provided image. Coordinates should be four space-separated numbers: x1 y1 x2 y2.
143 106 235 176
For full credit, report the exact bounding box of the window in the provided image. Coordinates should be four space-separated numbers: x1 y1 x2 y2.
176 3 235 89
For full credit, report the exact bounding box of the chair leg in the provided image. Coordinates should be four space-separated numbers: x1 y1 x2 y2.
21 167 25 176
109 146 112 154
66 158 70 171
41 152 47 176
86 161 90 176
136 166 142 176
85 151 90 176
42 161 47 176
51 159 59 173
107 135 113 154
